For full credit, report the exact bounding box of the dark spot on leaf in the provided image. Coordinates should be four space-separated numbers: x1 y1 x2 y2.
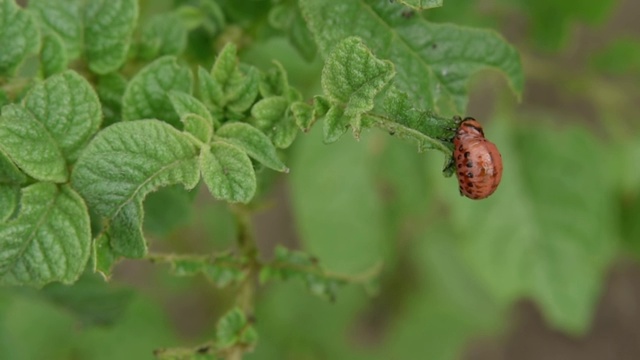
432 43 437 49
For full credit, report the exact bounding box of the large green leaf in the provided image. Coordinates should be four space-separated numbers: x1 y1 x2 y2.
0 184 18 222
40 32 68 78
216 122 287 172
71 120 200 219
97 72 128 127
300 0 523 113
138 11 188 59
84 0 138 74
0 183 91 287
0 148 26 184
321 37 395 142
29 0 83 58
23 70 102 162
395 0 442 10
0 0 40 76
199 142 256 203
122 56 193 127
0 105 67 183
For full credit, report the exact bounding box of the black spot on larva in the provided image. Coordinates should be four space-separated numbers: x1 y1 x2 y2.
458 145 464 151
467 182 473 187
466 161 473 168
458 171 465 177
457 155 462 160
464 151 470 158
457 163 462 168
467 172 473 178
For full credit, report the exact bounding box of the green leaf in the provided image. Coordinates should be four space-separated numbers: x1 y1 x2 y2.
198 67 223 114
372 86 456 154
84 0 138 74
91 233 119 279
252 97 289 125
268 4 317 61
29 0 83 59
396 0 442 10
108 201 146 259
0 183 91 287
216 122 287 172
150 253 248 288
323 106 349 143
0 104 67 182
198 44 260 116
168 91 213 123
97 72 128 127
122 56 193 127
198 0 225 34
0 148 26 184
41 272 134 327
227 65 260 114
40 32 68 78
0 184 18 222
212 42 238 87
251 96 298 149
199 142 256 203
216 307 257 349
300 0 523 113
183 114 213 144
71 120 200 220
0 0 40 76
259 61 289 98
321 37 395 141
261 246 350 301
313 95 331 117
446 119 616 333
174 5 206 31
322 37 395 110
291 101 314 132
24 70 102 162
139 12 188 60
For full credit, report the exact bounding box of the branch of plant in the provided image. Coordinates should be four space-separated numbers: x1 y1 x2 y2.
363 113 454 155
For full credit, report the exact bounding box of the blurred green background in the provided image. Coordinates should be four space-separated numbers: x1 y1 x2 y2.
2 0 640 359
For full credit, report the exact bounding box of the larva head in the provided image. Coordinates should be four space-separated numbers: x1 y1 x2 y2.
457 117 485 138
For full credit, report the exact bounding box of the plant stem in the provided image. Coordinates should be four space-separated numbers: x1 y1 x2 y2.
363 113 454 155
228 204 260 360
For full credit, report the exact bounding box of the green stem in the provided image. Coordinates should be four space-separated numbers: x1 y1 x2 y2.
228 204 260 360
363 113 453 155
